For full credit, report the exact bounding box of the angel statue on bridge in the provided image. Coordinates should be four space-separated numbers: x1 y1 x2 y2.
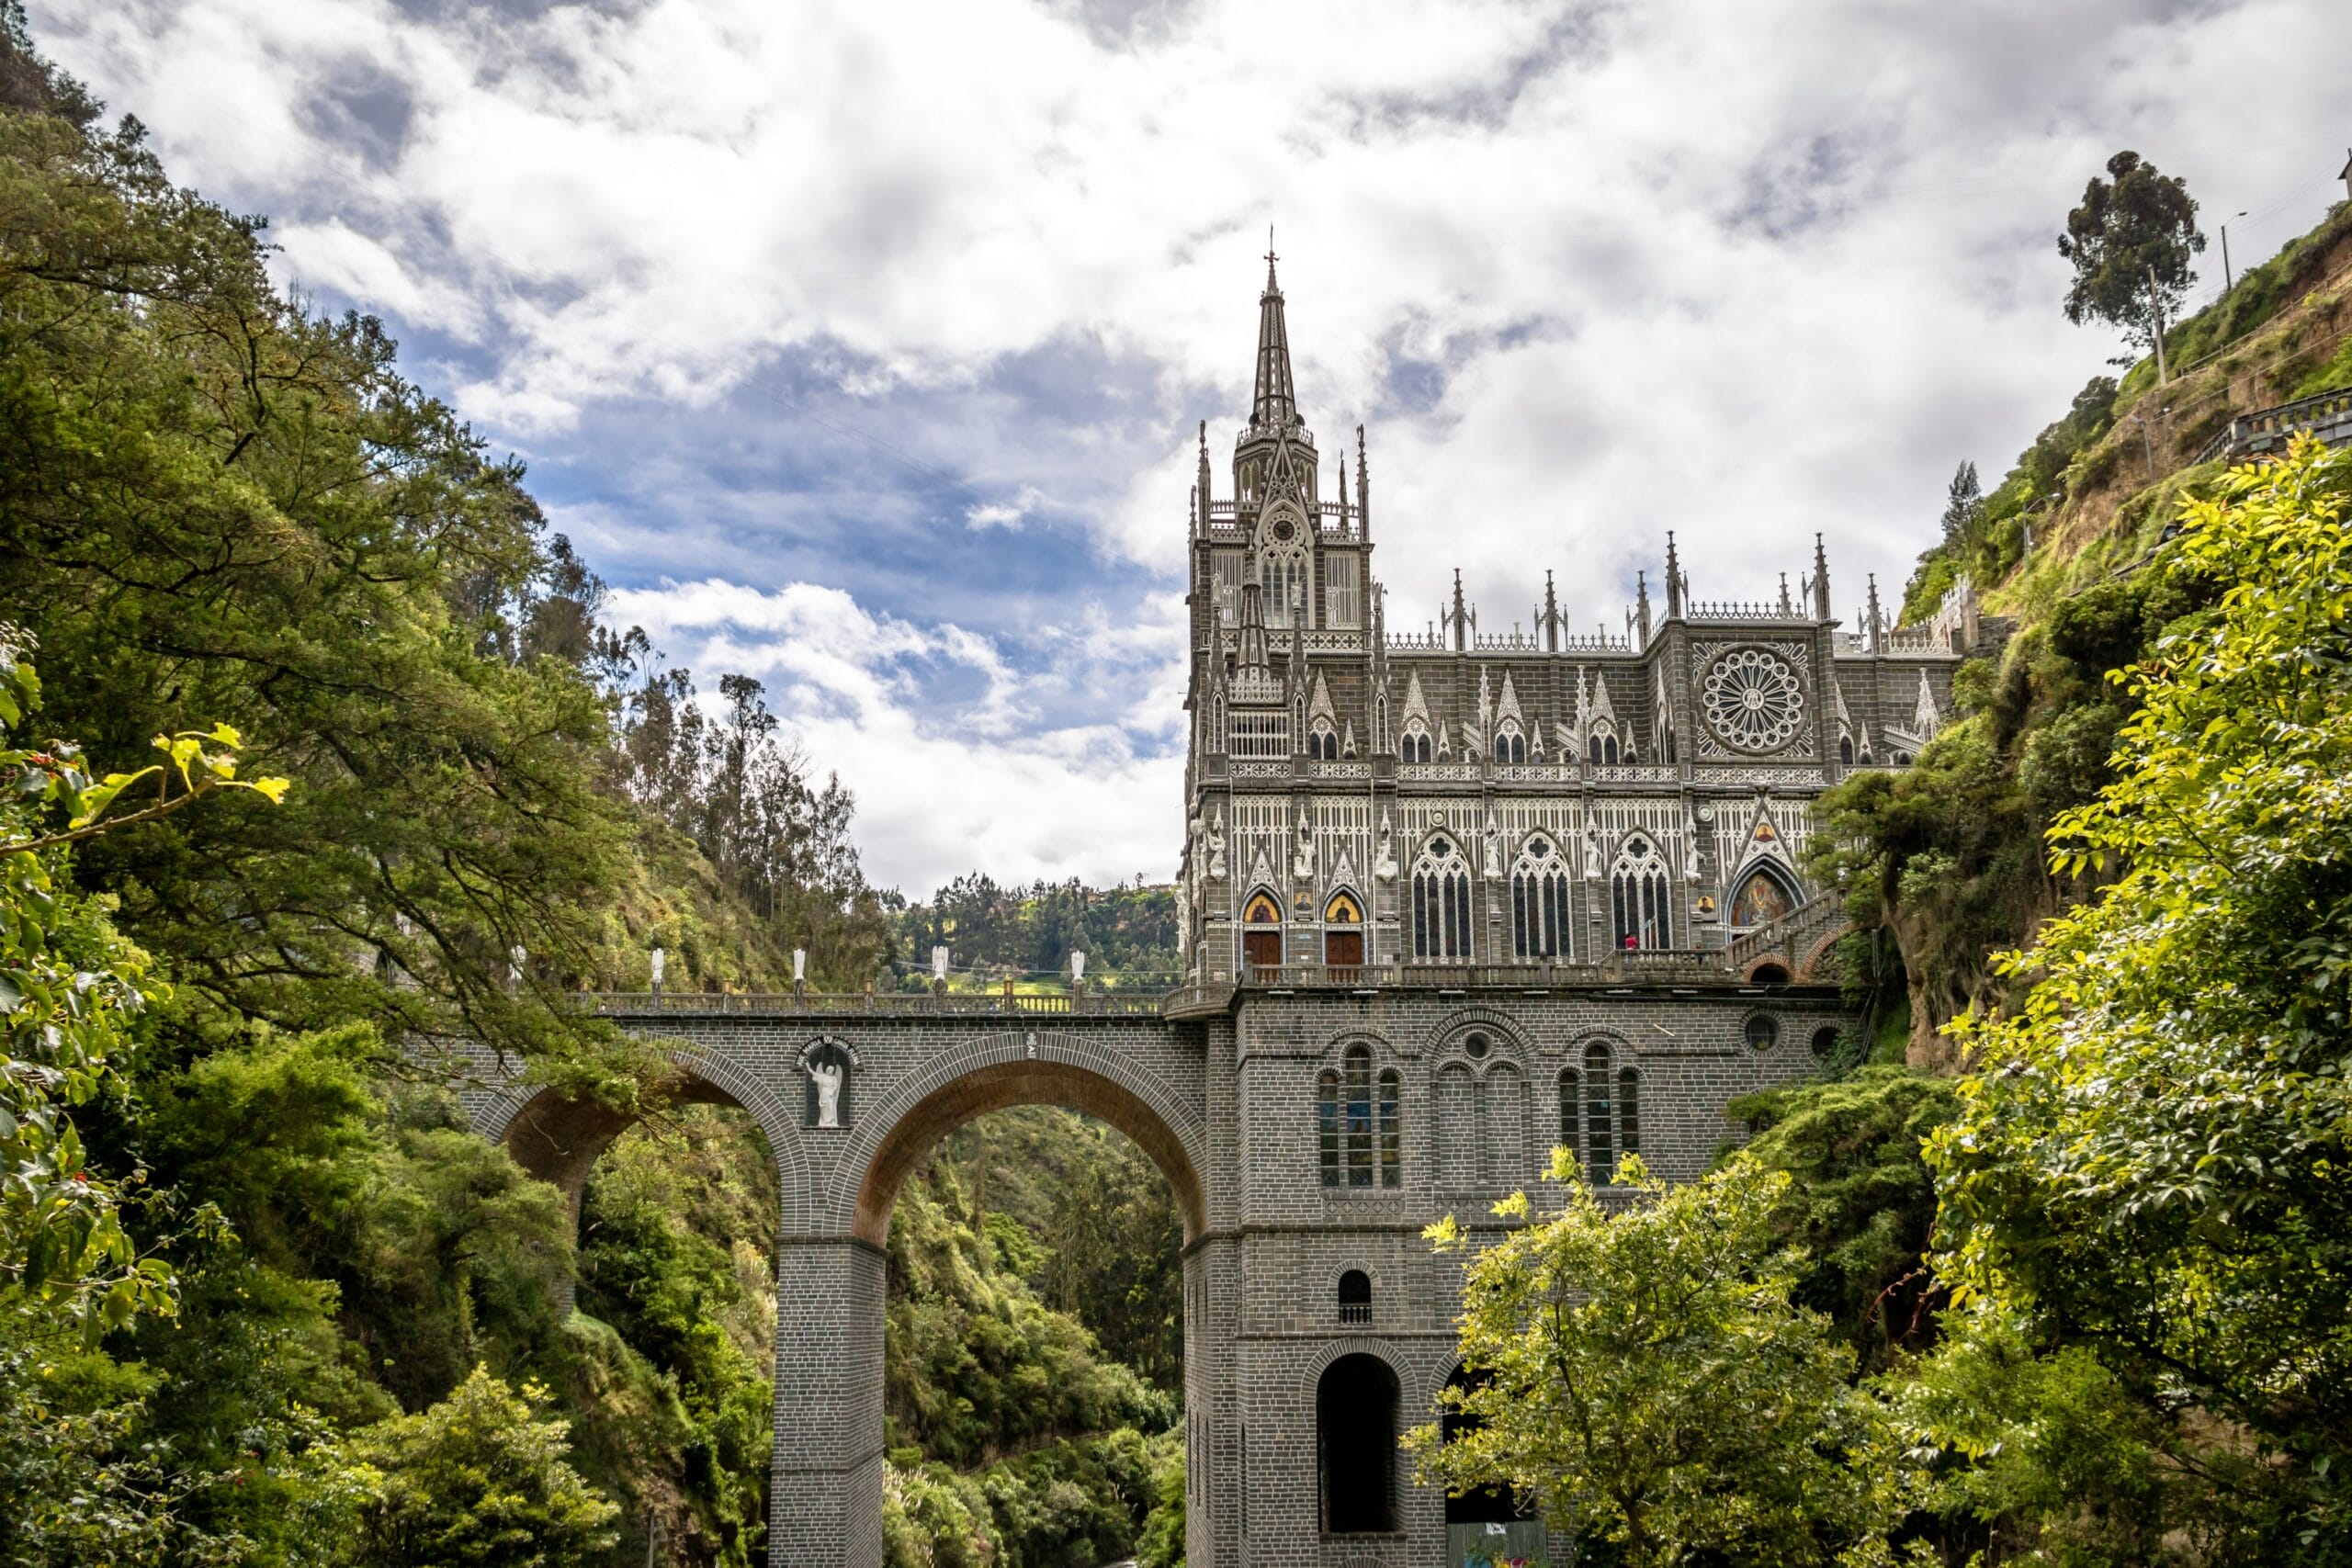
807 1055 845 1128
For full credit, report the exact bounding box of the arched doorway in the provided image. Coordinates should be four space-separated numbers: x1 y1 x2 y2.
1243 888 1283 975
1317 1352 1400 1534
1323 889 1364 971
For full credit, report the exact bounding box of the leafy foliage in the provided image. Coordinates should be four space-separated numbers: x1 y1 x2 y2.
1928 437 2352 1556
341 1365 620 1567
1727 1066 1960 1371
896 874 1180 987
1408 1155 1905 1568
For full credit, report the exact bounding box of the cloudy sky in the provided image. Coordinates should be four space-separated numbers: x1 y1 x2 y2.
36 0 2347 894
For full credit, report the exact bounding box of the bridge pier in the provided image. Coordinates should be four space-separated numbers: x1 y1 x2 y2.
771 1235 889 1568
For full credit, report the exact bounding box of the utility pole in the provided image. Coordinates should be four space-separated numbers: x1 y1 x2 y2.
2221 210 2247 296
2147 265 2169 386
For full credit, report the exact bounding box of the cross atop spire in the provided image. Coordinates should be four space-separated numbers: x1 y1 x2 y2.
1251 242 1297 432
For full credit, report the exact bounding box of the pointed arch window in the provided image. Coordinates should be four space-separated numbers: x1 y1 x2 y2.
1317 1044 1400 1189
1401 721 1432 764
1586 721 1621 765
1492 724 1527 764
1411 835 1475 961
1260 543 1308 629
1510 834 1572 960
1838 735 1855 765
1308 719 1340 761
1610 834 1672 950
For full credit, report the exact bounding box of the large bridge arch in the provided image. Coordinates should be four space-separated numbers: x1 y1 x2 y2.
836 1028 1209 1247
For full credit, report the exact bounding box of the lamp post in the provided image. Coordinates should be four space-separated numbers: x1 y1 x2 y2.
2221 210 2247 296
931 944 950 998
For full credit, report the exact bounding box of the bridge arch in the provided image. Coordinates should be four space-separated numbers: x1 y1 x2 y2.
837 1028 1209 1247
483 1047 808 1224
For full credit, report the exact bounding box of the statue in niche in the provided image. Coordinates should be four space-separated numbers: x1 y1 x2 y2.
1483 812 1504 879
803 1043 850 1129
1293 810 1316 880
1374 812 1397 882
1206 809 1227 879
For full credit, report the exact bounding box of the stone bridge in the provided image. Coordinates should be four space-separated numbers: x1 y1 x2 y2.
460 966 1850 1567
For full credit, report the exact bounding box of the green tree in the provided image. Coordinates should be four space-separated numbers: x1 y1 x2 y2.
1939 460 1982 548
1407 1154 1905 1568
1728 1066 1961 1371
1931 436 2352 1555
2059 150 2204 350
342 1365 619 1567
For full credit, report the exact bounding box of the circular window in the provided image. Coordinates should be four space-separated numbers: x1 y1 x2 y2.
1744 1013 1780 1051
1702 649 1805 752
1464 1032 1490 1060
1810 1026 1842 1058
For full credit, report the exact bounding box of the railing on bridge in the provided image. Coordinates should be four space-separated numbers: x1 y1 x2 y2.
579 989 1168 1018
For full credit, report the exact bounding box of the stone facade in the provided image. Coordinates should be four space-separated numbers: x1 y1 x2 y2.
461 258 1978 1566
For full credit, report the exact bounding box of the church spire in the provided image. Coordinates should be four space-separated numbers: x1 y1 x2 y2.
1251 238 1297 431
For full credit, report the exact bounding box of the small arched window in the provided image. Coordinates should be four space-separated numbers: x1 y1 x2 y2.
1556 1066 1580 1162
1492 727 1526 764
1587 722 1621 765
1619 1066 1640 1159
1411 835 1475 961
1584 1042 1615 1183
1309 721 1340 761
1401 723 1432 764
1338 1269 1372 1325
1318 1045 1400 1190
1838 734 1855 765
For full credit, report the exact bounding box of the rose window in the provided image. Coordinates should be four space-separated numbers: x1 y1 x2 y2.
1701 649 1804 752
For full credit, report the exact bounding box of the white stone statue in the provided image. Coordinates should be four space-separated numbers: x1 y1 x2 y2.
1293 810 1316 879
1206 809 1227 879
649 945 665 992
807 1055 844 1129
1374 812 1397 882
1483 812 1505 879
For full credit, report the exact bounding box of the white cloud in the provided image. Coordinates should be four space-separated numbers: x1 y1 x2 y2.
605 578 1180 889
31 0 2352 886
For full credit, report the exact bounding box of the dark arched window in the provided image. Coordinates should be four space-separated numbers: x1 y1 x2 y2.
1412 836 1474 961
1493 729 1526 764
1619 1066 1640 1159
1318 1046 1400 1190
1611 836 1672 950
1584 1042 1615 1183
1838 734 1855 765
1511 835 1570 960
1442 1365 1526 1528
1556 1066 1580 1162
1338 1269 1372 1325
1318 1354 1399 1533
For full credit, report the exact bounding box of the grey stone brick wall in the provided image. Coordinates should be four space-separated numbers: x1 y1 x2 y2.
456 976 1838 1565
